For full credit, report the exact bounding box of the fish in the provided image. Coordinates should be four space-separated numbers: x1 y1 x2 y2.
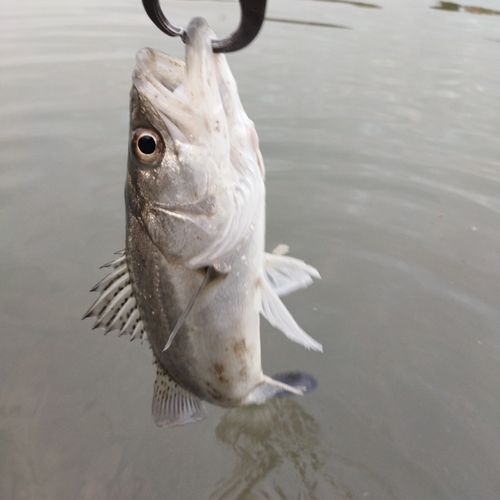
83 17 322 427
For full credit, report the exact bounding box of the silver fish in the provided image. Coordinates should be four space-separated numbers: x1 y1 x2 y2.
84 17 322 427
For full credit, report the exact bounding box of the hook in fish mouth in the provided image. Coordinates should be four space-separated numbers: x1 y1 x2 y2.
141 0 267 53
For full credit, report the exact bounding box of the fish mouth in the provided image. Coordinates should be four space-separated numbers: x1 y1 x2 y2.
132 47 192 145
134 47 185 94
132 19 233 150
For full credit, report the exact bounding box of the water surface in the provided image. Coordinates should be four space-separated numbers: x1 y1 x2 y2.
1 0 500 498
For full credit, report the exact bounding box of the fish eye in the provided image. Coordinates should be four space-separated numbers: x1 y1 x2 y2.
138 135 156 155
132 128 162 164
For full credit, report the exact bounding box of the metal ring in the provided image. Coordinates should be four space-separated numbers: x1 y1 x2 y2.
142 0 267 53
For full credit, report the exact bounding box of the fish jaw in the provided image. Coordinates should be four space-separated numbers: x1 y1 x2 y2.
128 17 265 269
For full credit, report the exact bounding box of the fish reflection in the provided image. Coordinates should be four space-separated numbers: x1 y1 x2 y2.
210 399 350 500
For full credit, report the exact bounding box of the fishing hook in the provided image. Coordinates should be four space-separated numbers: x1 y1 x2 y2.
141 0 267 53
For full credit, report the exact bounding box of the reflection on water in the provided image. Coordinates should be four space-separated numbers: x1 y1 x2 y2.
433 1 461 10
265 17 350 29
313 0 381 8
210 399 350 500
433 1 500 15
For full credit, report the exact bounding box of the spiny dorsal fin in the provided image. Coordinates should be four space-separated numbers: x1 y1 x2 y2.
264 251 320 297
259 275 323 352
83 251 146 342
152 364 207 427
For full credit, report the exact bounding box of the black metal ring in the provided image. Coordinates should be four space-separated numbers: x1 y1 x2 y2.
141 0 267 53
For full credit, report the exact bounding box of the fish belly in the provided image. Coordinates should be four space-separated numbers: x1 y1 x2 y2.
126 204 267 407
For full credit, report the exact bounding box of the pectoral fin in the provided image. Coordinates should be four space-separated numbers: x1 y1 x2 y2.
259 277 323 352
264 251 320 297
152 365 207 427
162 266 213 352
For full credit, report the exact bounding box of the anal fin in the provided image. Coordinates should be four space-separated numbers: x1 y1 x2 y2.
152 365 207 427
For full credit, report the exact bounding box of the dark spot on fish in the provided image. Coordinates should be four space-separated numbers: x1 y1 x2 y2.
206 385 224 401
212 362 229 384
213 362 224 376
233 339 247 359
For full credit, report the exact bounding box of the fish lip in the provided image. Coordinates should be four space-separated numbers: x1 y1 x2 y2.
133 47 185 94
132 47 193 145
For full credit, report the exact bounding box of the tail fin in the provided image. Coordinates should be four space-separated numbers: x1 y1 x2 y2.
271 371 318 398
246 372 318 404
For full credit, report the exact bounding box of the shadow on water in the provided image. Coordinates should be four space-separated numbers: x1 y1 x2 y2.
432 1 500 15
209 399 352 500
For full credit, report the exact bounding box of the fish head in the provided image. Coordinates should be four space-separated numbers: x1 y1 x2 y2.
127 52 212 229
127 17 265 268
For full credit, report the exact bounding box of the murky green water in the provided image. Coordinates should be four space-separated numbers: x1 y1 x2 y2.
1 0 500 498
